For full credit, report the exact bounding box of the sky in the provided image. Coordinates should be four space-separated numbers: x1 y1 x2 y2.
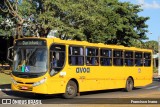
119 0 160 41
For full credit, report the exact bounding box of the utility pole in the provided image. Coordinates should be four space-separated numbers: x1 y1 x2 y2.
158 36 160 76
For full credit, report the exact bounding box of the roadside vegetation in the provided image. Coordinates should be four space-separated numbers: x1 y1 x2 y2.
0 72 11 85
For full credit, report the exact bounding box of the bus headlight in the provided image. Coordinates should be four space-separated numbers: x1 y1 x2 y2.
32 77 47 87
11 77 18 85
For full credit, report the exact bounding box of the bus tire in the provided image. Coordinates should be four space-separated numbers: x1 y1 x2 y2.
125 77 134 92
62 80 77 99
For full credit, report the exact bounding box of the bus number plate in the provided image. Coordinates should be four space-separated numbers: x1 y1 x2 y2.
21 86 28 90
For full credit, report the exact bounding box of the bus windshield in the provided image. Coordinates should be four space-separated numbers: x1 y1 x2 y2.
13 47 48 73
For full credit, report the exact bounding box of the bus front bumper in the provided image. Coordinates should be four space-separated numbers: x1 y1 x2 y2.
11 82 48 94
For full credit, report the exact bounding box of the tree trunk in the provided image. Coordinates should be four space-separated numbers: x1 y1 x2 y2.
154 58 156 68
15 24 23 39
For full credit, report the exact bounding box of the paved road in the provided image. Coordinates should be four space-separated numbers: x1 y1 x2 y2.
0 78 160 105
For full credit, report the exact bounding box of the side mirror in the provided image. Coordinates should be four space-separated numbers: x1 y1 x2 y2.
7 46 14 62
50 69 57 76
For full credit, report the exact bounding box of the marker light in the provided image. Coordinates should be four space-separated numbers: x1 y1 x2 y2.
32 77 47 87
11 77 18 85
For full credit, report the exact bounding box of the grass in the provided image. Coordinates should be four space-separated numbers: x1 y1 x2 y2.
153 67 158 73
0 73 11 85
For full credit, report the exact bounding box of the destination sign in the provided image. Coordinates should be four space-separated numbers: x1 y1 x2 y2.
16 40 46 46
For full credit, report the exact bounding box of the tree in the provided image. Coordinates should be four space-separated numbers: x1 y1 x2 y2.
130 39 143 48
130 40 158 53
30 0 121 41
106 1 149 46
0 0 25 39
0 0 149 47
143 40 158 53
31 0 149 45
0 0 37 39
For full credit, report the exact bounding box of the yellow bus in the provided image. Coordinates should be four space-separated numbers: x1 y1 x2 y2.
10 37 153 98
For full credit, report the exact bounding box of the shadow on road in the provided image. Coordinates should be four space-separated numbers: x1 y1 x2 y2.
0 84 144 99
79 87 142 96
1 88 143 99
0 84 11 89
2 91 62 99
0 84 62 99
153 77 160 82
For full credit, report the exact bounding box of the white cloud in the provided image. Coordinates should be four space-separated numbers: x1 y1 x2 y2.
137 0 160 9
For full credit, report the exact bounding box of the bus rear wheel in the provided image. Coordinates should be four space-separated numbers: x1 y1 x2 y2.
125 77 134 92
62 80 77 99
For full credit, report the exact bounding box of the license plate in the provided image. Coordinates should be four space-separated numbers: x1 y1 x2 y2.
21 86 28 90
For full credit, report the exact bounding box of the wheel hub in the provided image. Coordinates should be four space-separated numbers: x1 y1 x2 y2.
67 86 75 95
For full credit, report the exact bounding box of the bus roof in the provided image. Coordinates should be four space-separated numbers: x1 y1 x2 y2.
51 38 152 52
17 37 152 52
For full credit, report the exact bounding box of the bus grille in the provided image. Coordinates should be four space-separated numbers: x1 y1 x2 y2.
16 81 34 85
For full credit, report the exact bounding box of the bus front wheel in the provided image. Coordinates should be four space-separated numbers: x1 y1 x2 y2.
125 77 134 92
62 80 77 98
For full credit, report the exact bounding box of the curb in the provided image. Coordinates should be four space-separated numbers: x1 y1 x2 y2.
0 89 12 91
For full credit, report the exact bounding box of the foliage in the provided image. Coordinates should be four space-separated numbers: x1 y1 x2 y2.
0 14 14 38
143 40 158 53
109 1 149 46
131 39 158 54
0 72 11 84
0 0 150 46
153 67 158 73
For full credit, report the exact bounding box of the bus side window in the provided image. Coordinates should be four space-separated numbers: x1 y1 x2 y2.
78 56 83 65
91 57 98 65
113 50 123 66
135 59 141 66
125 59 133 66
86 47 99 66
69 46 84 65
51 52 58 67
100 49 112 66
71 56 76 65
144 53 151 66
52 55 57 67
116 59 121 65
135 52 143 66
124 51 133 66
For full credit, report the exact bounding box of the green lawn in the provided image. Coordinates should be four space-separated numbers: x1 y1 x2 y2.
0 73 11 85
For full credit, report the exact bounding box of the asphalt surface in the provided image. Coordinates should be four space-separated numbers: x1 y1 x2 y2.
0 78 160 105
